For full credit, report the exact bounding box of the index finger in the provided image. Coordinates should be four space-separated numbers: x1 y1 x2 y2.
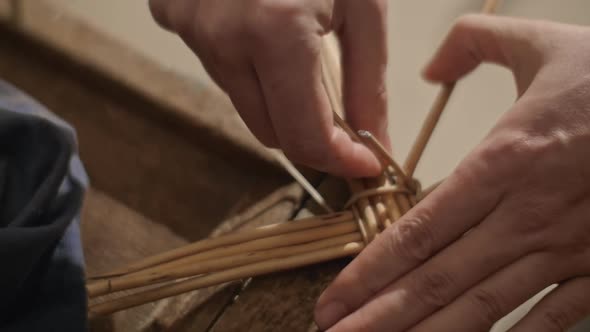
250 16 381 177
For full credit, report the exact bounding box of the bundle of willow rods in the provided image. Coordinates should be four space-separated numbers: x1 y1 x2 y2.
87 0 500 317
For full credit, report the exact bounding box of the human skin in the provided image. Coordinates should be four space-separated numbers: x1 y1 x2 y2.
315 15 590 332
148 0 390 177
148 1 590 330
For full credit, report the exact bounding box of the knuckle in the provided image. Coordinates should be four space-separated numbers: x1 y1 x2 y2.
282 140 322 167
257 0 305 20
158 1 195 36
511 196 556 236
543 307 575 332
388 210 436 263
148 0 168 26
453 14 486 35
245 0 305 43
468 131 538 184
410 271 455 308
469 288 507 327
478 132 536 167
336 309 373 332
338 269 381 298
333 270 359 293
541 289 590 332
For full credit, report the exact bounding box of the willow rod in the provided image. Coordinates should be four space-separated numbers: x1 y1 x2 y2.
88 242 364 317
88 220 358 297
89 211 352 279
357 131 412 222
359 130 415 214
272 151 334 213
88 233 361 298
403 0 500 177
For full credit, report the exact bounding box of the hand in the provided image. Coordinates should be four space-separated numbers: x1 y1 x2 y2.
315 14 590 332
148 0 389 177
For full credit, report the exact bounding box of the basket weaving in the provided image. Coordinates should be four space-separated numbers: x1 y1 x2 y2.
86 0 500 318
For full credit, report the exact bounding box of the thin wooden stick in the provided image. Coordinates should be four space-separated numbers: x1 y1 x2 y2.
88 220 358 297
357 131 414 218
88 233 361 298
364 177 393 229
272 151 334 213
89 211 352 279
358 130 411 188
403 82 455 177
91 219 357 292
88 242 364 317
403 0 500 177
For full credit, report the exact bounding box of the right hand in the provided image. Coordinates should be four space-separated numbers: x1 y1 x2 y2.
148 0 389 177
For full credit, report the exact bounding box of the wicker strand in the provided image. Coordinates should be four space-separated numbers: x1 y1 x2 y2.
403 0 500 176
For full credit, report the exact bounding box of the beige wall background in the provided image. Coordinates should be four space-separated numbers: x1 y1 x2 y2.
42 0 590 186
37 1 590 331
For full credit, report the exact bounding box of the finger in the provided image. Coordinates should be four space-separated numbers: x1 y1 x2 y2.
410 253 568 332
148 0 172 30
422 14 551 95
148 0 226 89
252 18 381 176
315 146 510 329
509 277 590 332
223 64 279 147
162 0 276 143
185 31 279 147
325 201 534 331
338 0 390 149
149 0 192 32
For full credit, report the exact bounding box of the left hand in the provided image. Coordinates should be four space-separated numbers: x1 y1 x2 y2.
315 15 590 332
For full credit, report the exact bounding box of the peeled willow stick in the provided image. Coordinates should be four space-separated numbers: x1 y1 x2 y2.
272 150 334 213
88 220 357 297
88 233 361 298
88 242 365 317
89 211 352 279
360 131 413 226
358 130 410 186
404 82 455 177
403 0 500 177
88 222 357 297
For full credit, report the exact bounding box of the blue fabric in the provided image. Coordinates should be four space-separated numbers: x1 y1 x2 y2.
0 80 88 331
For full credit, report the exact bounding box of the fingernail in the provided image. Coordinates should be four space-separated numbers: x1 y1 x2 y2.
315 301 348 329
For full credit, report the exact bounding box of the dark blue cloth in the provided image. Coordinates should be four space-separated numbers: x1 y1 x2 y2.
0 80 88 331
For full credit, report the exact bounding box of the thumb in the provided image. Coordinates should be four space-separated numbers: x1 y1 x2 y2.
422 14 551 96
